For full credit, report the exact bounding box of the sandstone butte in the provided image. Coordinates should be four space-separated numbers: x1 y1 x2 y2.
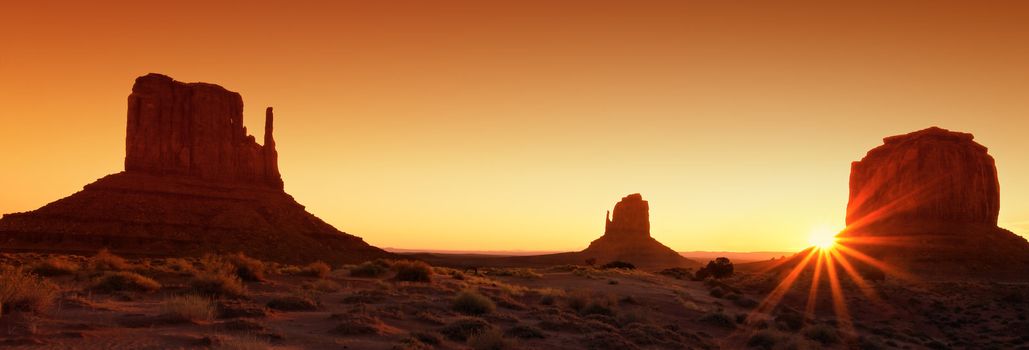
0 73 390 264
839 126 1029 279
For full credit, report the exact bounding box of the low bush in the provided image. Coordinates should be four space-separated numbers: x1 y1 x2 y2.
746 330 778 349
658 267 693 280
89 249 130 271
31 257 80 276
441 317 492 341
393 260 433 282
0 267 60 314
225 253 266 282
300 261 332 278
694 257 734 280
699 311 736 329
600 261 636 270
452 289 496 315
506 324 546 339
350 260 390 277
160 294 215 322
803 324 839 344
709 287 726 298
304 279 343 293
267 293 319 311
92 271 161 292
468 328 507 350
191 271 248 298
164 258 197 275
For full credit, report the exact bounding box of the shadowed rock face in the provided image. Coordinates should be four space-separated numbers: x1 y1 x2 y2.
0 74 388 264
126 74 284 189
840 127 1028 280
847 127 1000 229
605 193 650 237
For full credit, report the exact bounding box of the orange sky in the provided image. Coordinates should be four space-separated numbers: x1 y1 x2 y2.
2 1 1028 252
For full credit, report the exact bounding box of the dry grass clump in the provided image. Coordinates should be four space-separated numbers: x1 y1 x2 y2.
267 292 319 311
163 258 197 275
803 324 839 344
699 311 736 329
453 289 496 315
468 328 507 350
224 253 266 282
393 260 433 282
191 271 248 298
747 330 779 349
505 324 545 339
31 257 80 276
0 267 60 314
216 334 269 350
88 249 130 271
350 260 391 277
487 267 542 279
161 294 215 322
304 279 343 293
92 271 161 292
441 317 493 341
300 261 332 278
330 313 388 335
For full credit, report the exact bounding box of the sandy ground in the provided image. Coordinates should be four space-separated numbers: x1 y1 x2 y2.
0 253 1026 349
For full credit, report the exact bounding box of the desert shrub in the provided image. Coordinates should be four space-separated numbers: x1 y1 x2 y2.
747 330 778 349
164 258 197 275
191 271 248 298
468 328 507 350
695 257 734 280
299 261 332 278
601 261 636 270
581 296 617 317
92 271 161 292
658 267 693 280
803 324 839 344
0 267 60 314
709 287 726 298
506 324 545 339
393 260 433 282
160 294 215 322
31 257 80 276
350 260 390 277
304 279 343 293
487 268 542 279
267 293 319 311
699 311 736 328
89 249 130 271
775 312 805 331
225 253 266 282
453 289 495 315
441 317 492 341
331 314 386 335
734 296 759 308
217 334 269 350
566 290 591 312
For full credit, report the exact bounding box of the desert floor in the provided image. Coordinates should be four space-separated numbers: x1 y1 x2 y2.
0 252 1026 349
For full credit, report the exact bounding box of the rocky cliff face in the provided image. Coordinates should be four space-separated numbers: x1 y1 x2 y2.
125 74 283 189
846 127 1000 229
0 74 387 264
605 193 650 237
840 127 1028 280
582 193 696 268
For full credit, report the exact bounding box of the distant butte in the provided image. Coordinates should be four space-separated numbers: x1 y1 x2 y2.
578 193 697 268
840 126 1029 279
0 74 390 264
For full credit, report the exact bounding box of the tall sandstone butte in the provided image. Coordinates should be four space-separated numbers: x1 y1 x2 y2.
841 127 1028 279
0 74 388 264
579 193 696 268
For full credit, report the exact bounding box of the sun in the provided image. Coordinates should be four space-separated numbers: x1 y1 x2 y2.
808 226 839 250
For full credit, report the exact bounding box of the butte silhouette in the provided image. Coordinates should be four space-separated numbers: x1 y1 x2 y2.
0 74 389 264
840 127 1029 279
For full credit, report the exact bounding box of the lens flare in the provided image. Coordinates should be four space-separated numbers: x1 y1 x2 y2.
808 226 839 249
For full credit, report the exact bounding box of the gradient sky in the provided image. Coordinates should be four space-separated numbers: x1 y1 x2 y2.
2 1 1028 253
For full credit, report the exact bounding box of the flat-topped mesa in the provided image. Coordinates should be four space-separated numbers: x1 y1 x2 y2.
846 126 1000 230
604 193 650 237
125 73 283 189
